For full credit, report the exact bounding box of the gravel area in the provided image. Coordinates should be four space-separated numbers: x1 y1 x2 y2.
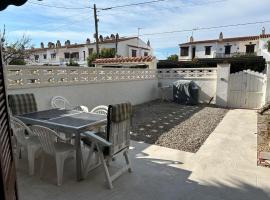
131 101 229 153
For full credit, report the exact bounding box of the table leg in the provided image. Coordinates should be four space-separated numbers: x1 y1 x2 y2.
75 132 82 181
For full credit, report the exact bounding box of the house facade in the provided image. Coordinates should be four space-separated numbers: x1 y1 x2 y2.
26 35 153 66
179 29 270 62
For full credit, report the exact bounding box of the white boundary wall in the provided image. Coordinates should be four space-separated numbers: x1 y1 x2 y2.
157 68 217 103
5 66 158 110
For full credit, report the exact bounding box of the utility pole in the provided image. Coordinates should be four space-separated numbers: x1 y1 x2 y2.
137 27 142 48
94 4 100 57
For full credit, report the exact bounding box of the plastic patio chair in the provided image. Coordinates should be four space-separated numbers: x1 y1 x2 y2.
10 116 41 175
90 105 108 115
31 125 76 186
51 96 89 112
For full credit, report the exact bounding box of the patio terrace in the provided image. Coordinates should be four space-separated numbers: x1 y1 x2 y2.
16 108 270 200
5 66 270 199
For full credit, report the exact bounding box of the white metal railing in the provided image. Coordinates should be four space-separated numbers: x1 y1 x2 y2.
158 68 217 79
6 66 157 89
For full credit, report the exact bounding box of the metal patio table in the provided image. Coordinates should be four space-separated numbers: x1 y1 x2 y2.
16 108 107 181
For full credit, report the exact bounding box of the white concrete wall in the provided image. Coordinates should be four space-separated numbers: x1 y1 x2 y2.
7 80 159 111
215 63 230 107
158 78 217 103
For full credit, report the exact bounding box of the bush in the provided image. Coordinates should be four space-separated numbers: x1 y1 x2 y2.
9 59 26 65
87 48 116 67
66 59 80 66
167 54 178 61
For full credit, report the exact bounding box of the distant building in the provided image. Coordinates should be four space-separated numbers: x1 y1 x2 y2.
26 35 153 66
179 28 270 62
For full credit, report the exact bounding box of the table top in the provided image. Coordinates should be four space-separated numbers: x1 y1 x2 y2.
16 109 107 133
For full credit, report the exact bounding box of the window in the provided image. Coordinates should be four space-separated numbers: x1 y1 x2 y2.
246 44 255 54
205 46 211 55
144 52 149 56
83 51 86 61
34 55 39 61
51 53 56 59
180 47 189 56
224 45 231 55
64 52 70 59
43 54 47 59
88 48 93 55
132 49 137 57
71 52 79 60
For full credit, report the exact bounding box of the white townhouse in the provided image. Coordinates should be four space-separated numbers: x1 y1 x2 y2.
27 35 153 66
179 28 270 62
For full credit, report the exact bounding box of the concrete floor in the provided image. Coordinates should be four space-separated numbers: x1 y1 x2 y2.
17 109 270 200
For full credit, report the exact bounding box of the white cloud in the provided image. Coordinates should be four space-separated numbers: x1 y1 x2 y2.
1 0 270 59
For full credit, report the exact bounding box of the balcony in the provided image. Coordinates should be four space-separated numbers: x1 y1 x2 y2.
6 66 270 200
215 52 257 58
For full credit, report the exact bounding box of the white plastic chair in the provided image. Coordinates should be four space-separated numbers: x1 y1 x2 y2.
51 96 89 112
90 105 108 115
31 125 76 186
10 116 41 175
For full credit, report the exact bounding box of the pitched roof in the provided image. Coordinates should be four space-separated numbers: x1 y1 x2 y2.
29 37 138 52
127 45 151 50
180 34 270 46
93 56 155 64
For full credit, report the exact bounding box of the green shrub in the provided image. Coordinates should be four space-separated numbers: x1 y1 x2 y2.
66 59 80 66
9 59 26 65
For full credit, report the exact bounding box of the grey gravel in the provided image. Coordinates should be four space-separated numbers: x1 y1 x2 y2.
131 101 229 153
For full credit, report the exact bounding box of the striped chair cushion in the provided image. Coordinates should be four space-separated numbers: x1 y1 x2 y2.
8 93 37 115
110 102 132 123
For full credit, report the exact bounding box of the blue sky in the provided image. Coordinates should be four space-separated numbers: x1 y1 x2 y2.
0 0 270 59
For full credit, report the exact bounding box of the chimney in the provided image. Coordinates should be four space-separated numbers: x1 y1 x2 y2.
189 36 194 43
262 27 266 35
65 40 70 46
219 32 223 41
99 35 103 42
40 42 44 48
86 38 91 44
110 34 115 39
147 40 151 47
56 40 61 48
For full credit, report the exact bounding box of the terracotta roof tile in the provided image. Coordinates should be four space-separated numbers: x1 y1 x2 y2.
180 34 270 46
93 56 155 64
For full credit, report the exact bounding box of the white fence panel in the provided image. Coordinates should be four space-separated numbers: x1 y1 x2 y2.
228 70 266 109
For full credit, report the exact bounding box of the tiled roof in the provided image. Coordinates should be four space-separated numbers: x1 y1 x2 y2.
180 34 270 46
127 45 151 50
93 56 155 64
29 37 138 52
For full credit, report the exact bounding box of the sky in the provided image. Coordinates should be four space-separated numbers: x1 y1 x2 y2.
0 0 270 59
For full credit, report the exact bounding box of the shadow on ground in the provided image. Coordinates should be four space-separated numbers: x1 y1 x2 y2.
131 100 228 152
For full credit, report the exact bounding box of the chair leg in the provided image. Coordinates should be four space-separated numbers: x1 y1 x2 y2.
39 153 45 178
123 150 132 173
27 146 36 176
83 144 95 178
96 144 113 189
56 154 66 186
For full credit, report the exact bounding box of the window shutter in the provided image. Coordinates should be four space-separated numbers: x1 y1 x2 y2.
0 44 18 199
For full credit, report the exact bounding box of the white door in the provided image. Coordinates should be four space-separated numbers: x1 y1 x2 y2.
228 70 266 109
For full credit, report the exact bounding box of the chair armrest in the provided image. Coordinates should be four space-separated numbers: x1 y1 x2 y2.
83 131 112 147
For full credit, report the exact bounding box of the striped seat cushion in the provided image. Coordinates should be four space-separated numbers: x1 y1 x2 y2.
110 102 132 123
8 93 37 115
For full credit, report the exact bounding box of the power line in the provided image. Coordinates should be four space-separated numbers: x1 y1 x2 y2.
140 20 270 36
100 0 167 10
28 1 93 10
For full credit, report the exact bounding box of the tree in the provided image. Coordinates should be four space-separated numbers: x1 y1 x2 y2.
167 54 179 61
87 48 116 67
1 26 32 65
